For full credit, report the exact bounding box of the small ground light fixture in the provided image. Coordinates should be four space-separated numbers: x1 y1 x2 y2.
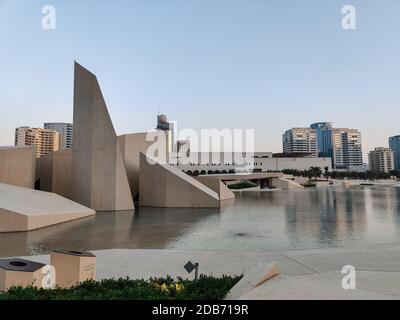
184 261 199 280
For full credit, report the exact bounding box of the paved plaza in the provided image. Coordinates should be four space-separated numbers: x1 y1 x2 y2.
18 241 400 299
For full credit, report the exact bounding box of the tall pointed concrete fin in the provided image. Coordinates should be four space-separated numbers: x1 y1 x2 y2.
71 63 134 211
139 153 220 208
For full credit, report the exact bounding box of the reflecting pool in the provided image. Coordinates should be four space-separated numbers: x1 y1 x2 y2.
1 187 399 257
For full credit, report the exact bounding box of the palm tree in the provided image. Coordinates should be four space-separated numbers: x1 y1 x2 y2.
323 166 329 180
309 166 322 181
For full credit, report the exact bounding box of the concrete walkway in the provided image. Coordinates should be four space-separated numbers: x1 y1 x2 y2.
17 242 400 299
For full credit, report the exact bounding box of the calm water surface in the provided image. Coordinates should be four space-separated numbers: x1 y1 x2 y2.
0 187 399 257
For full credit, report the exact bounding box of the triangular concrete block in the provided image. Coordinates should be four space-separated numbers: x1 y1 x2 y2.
139 153 220 208
194 176 235 201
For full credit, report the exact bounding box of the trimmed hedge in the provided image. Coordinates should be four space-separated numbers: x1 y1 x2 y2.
0 275 242 300
228 180 258 190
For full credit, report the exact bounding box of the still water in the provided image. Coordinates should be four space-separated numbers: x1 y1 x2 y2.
0 187 399 257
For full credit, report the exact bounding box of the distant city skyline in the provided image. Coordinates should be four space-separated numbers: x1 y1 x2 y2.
1 0 399 161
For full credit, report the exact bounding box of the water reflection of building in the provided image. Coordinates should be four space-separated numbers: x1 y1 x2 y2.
283 188 367 248
0 208 217 258
394 189 400 237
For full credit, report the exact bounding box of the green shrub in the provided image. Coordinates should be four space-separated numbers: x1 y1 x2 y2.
0 275 242 300
228 180 258 190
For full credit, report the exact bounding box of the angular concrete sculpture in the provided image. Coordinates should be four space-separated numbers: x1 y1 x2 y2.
0 183 95 232
139 153 220 208
72 62 134 211
194 176 235 201
0 146 35 188
37 149 72 199
118 132 154 200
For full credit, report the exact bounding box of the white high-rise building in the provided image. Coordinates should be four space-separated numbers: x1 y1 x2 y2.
368 147 395 173
156 114 176 153
282 128 317 157
44 123 73 149
331 128 363 170
15 126 60 158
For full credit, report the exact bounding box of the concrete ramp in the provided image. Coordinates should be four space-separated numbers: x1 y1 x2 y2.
0 183 95 232
139 153 220 208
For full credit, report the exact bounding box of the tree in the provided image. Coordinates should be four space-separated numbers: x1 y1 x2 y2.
323 166 330 180
309 166 322 180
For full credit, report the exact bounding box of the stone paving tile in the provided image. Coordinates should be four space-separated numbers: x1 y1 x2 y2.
283 243 400 273
239 271 400 300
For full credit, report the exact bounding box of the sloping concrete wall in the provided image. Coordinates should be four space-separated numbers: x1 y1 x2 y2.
0 183 95 232
270 177 304 190
0 146 35 188
292 176 309 185
194 176 235 201
139 153 220 208
71 62 134 211
118 132 153 200
37 149 72 199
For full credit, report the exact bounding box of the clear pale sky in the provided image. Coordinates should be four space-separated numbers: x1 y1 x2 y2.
0 0 399 160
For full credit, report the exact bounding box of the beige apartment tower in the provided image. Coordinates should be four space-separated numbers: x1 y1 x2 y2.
368 147 395 173
15 126 60 158
332 128 363 170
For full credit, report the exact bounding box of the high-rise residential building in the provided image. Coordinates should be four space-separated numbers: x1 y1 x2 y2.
282 128 317 157
15 126 60 158
389 135 400 170
44 123 73 149
310 122 333 158
285 124 363 171
368 147 395 173
332 128 363 170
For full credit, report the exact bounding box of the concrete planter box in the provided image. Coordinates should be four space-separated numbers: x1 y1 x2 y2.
0 258 45 291
51 250 96 288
